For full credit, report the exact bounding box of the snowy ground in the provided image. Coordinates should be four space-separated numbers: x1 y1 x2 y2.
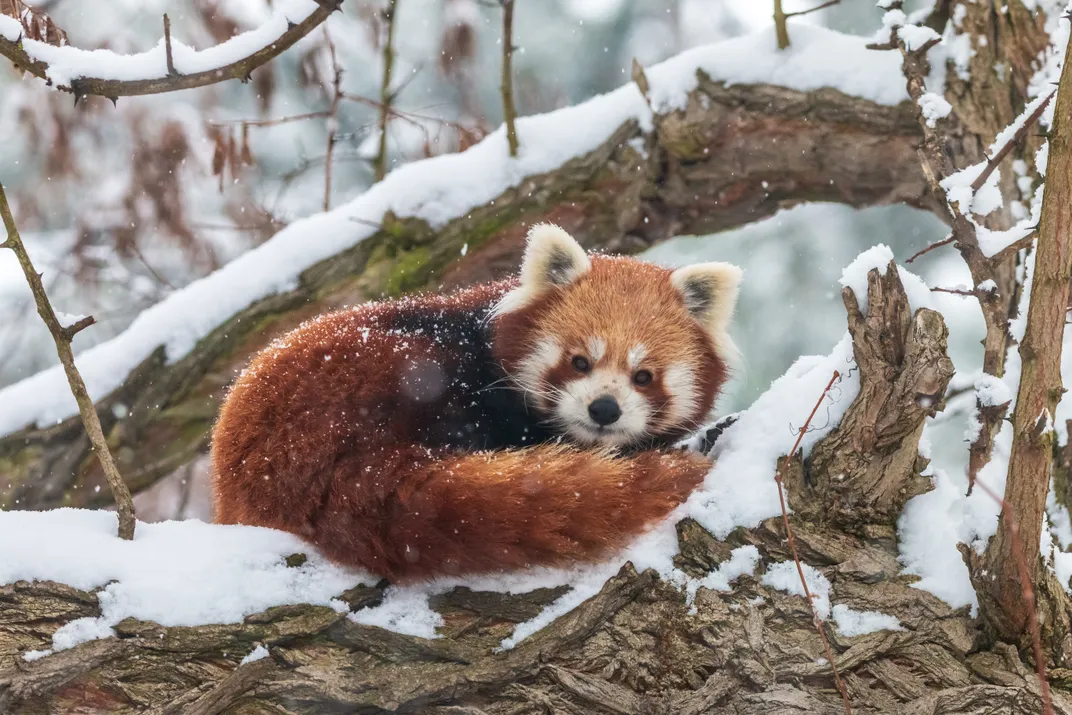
9 246 1071 662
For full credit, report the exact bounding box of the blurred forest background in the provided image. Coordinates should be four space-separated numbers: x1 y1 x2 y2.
0 0 964 520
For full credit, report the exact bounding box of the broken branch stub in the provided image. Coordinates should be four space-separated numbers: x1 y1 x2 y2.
788 261 954 531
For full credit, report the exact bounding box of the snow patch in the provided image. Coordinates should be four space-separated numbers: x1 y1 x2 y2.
240 644 269 665
761 561 831 619
831 604 903 636
839 244 932 314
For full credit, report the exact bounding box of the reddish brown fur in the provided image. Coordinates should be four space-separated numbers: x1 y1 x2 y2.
212 257 727 582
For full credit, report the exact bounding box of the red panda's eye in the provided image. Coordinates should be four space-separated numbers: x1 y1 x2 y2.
633 370 653 386
571 356 590 373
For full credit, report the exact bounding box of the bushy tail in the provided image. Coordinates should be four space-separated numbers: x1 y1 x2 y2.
310 445 710 582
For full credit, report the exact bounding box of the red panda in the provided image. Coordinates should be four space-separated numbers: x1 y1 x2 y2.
211 225 741 582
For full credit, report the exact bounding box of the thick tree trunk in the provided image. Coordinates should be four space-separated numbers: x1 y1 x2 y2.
4 261 1068 714
973 26 1072 657
0 75 932 512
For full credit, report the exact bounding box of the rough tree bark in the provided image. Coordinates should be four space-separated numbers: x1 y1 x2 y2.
1 263 1066 714
0 74 932 511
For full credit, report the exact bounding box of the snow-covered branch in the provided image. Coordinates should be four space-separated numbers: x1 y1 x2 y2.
0 25 930 511
0 0 341 100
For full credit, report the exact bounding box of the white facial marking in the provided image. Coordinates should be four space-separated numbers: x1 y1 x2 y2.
586 337 607 362
554 368 651 447
627 344 647 370
663 362 699 428
515 338 561 407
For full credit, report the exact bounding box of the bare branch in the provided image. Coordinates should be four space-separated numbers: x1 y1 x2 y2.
323 27 343 211
163 13 176 77
0 183 136 540
775 371 851 715
905 233 954 263
0 1 341 98
773 0 790 50
500 0 519 157
785 0 840 19
373 0 399 182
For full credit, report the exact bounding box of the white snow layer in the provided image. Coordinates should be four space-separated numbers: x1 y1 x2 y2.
831 604 903 636
0 24 907 439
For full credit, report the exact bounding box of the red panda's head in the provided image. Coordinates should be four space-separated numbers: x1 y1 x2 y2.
492 224 741 448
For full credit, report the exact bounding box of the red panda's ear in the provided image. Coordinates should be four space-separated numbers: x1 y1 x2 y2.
519 224 590 291
670 262 743 339
493 225 590 315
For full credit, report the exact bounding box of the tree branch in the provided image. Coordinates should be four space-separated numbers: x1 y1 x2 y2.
983 26 1072 648
500 0 519 157
0 74 931 510
373 0 399 181
0 183 136 540
774 370 851 715
0 0 341 99
773 0 790 50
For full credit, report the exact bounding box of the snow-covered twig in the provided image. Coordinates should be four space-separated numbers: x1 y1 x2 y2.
499 0 519 157
0 183 137 540
0 0 343 100
373 0 399 182
970 90 1056 193
774 370 851 715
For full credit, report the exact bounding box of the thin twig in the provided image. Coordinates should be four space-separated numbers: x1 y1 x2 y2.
773 0 790 50
0 183 136 540
374 0 399 181
785 0 841 18
323 27 343 211
775 370 851 715
906 234 955 263
208 111 332 128
970 90 1056 193
163 13 177 76
0 1 342 99
972 477 1054 715
500 0 519 157
930 286 977 297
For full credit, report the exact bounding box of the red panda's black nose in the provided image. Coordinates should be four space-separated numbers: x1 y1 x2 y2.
588 396 621 426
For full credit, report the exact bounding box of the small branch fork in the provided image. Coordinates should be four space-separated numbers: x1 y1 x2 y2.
0 183 137 540
373 0 399 182
0 0 343 99
500 0 519 157
775 370 851 715
773 0 840 49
